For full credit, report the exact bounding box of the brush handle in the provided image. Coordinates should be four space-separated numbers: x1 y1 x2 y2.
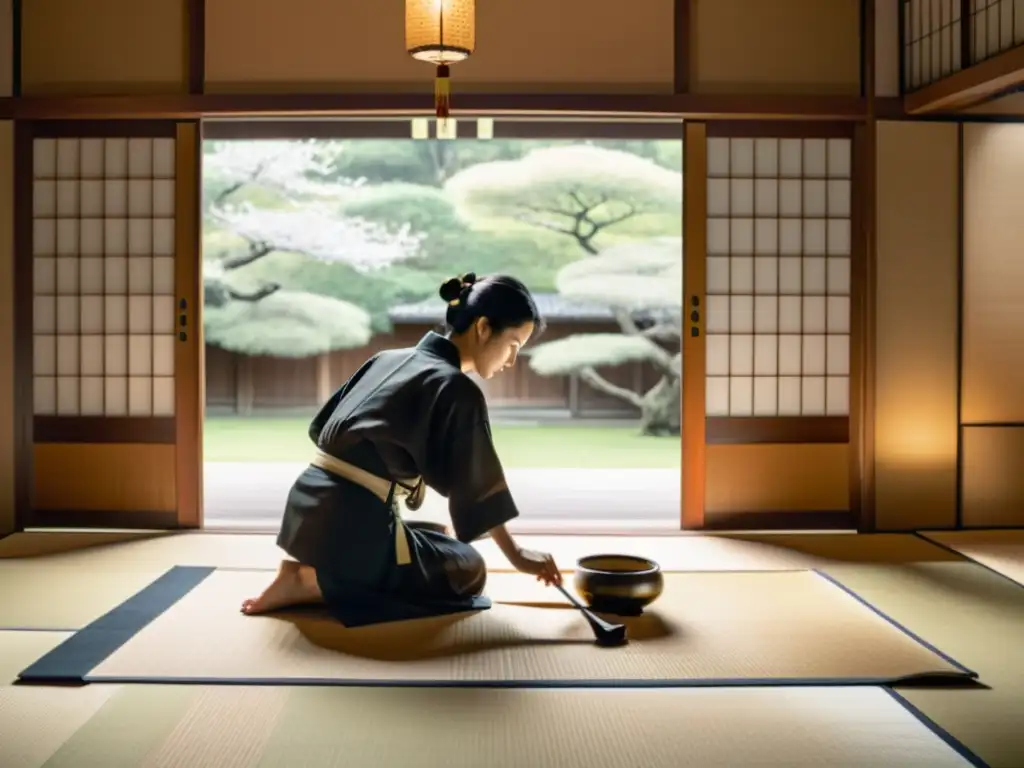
553 583 622 635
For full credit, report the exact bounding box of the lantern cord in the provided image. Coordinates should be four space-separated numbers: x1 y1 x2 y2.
435 63 451 119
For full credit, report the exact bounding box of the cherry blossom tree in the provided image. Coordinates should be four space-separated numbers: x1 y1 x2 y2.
202 140 425 356
203 139 354 204
209 204 421 273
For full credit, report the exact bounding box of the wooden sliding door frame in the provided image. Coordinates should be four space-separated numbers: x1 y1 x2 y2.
12 118 203 531
682 121 707 530
175 120 204 529
9 112 873 534
690 119 871 531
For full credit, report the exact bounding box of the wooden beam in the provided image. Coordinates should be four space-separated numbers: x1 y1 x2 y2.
187 0 206 95
905 44 1024 114
702 510 856 531
706 417 848 445
0 92 869 121
34 417 176 444
674 0 691 93
29 508 179 529
205 119 688 141
11 0 21 97
874 96 907 120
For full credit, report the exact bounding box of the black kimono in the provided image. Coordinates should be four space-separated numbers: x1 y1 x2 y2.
276 331 520 627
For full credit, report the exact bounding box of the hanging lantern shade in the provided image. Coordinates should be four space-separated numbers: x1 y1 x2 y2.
406 0 476 63
405 0 476 119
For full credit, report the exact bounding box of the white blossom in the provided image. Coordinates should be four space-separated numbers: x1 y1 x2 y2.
204 139 361 200
210 203 423 271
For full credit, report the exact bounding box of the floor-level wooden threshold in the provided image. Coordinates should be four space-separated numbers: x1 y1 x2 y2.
202 517 857 537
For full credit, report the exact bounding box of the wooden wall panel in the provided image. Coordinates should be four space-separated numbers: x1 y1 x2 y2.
0 0 11 97
874 121 959 531
33 444 176 512
961 427 1024 527
0 121 13 535
20 0 187 95
205 0 675 93
962 123 1024 424
691 0 861 95
705 443 850 514
875 0 901 97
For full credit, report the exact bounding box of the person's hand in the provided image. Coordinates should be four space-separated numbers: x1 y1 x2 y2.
512 548 563 587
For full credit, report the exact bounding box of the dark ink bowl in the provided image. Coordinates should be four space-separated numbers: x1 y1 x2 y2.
574 554 664 617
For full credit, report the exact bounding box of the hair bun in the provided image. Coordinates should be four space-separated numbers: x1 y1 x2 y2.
439 273 478 304
439 277 464 303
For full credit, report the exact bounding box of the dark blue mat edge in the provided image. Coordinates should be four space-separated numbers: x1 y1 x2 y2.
80 674 971 688
17 565 216 682
883 687 992 768
914 532 1024 591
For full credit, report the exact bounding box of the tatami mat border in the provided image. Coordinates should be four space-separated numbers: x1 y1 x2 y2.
15 565 978 688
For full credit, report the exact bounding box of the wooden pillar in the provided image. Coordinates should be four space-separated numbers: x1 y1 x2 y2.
682 121 708 530
235 355 254 415
568 373 581 417
315 353 332 404
853 0 878 531
0 121 13 535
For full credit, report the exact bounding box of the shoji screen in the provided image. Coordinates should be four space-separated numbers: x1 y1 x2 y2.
704 135 852 420
32 136 177 419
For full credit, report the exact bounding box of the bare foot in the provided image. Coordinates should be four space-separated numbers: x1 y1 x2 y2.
240 560 324 615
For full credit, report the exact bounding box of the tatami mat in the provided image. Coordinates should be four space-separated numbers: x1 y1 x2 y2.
0 627 119 768
0 561 178 631
0 631 73 685
830 561 1024 768
0 531 282 567
0 684 981 768
0 531 170 558
0 531 961 632
0 529 960 570
0 685 118 768
920 530 1024 588
3 532 1021 765
19 567 971 687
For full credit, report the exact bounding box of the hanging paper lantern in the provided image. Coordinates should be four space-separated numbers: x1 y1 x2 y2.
405 0 476 119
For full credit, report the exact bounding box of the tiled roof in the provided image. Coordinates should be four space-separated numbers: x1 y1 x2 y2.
388 292 616 324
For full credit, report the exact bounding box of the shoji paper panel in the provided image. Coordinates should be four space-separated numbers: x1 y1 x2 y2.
32 137 177 418
705 136 852 418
